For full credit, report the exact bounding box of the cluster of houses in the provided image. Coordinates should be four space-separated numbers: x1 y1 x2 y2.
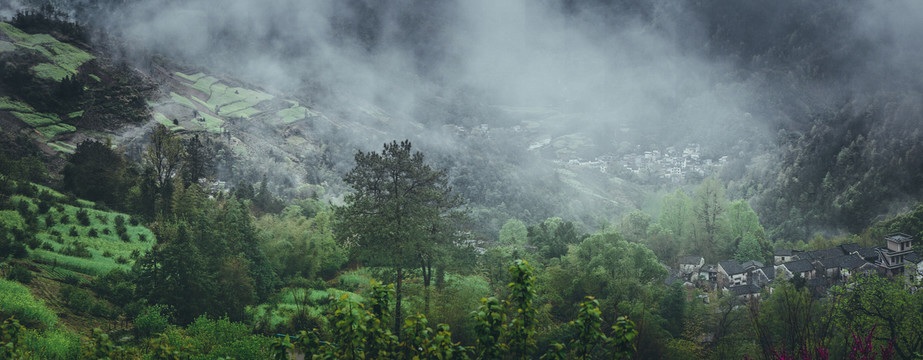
621 144 728 183
669 233 923 301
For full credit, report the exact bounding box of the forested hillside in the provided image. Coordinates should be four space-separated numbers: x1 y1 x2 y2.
2 0 923 359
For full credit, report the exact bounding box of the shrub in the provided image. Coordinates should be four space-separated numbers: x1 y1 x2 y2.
129 217 139 226
59 214 70 224
44 215 55 228
50 229 61 237
186 316 251 354
137 234 147 242
75 209 90 226
59 285 93 314
102 228 110 235
37 201 50 214
55 204 65 213
40 242 54 251
119 233 130 243
87 228 98 238
135 305 171 338
114 215 125 228
95 214 108 224
115 256 128 265
60 242 91 258
68 226 78 237
102 250 113 258
7 264 33 284
22 328 81 360
62 273 81 286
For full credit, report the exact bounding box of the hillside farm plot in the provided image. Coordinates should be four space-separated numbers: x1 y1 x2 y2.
6 188 155 277
1 97 76 140
275 101 319 124
170 92 199 111
0 22 95 81
154 112 184 131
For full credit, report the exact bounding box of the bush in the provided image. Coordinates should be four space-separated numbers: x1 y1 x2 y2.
135 305 171 338
137 234 147 242
75 209 89 226
44 215 55 228
37 201 50 214
60 242 91 258
59 284 93 314
119 233 130 243
59 214 70 224
7 264 33 284
62 273 81 286
40 242 54 251
115 256 128 264
102 250 113 258
68 226 78 237
22 328 81 360
102 228 110 235
129 217 139 226
114 215 125 228
186 316 251 354
87 228 98 238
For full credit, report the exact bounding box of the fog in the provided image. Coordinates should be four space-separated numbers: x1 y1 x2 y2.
34 0 923 234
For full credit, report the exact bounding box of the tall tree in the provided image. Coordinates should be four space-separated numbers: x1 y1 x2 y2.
334 140 462 336
62 139 131 209
693 175 728 261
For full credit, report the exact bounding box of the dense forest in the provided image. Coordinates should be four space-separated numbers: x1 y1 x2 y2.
2 0 923 359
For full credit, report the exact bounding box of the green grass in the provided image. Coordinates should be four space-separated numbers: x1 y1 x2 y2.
0 97 33 112
0 279 58 328
0 40 15 52
174 71 206 82
88 74 100 82
67 110 84 118
0 22 94 82
22 328 81 360
48 141 76 154
36 123 76 138
170 92 199 110
153 112 184 131
6 184 156 276
199 112 224 133
31 63 71 81
12 111 60 127
182 74 220 94
276 102 315 124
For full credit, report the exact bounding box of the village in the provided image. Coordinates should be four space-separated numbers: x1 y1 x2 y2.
668 233 923 302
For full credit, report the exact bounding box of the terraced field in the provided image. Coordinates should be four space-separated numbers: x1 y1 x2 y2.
1 182 156 277
0 22 94 81
0 97 76 143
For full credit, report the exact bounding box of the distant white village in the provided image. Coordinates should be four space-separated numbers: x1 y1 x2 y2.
557 143 728 184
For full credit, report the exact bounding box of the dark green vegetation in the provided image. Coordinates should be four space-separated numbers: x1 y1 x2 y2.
2 1 923 359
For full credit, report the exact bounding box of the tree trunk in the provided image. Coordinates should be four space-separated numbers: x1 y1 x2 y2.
422 255 432 317
395 266 403 339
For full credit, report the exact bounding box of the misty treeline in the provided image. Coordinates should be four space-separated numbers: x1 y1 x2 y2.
4 127 923 359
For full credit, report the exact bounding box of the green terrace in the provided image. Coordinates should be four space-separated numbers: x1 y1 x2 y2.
0 97 76 142
0 22 94 82
1 181 156 277
161 71 319 132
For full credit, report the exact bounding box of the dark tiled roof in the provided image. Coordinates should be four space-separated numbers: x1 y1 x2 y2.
839 243 861 253
818 254 868 270
774 249 796 256
886 233 913 243
719 260 745 275
801 248 847 260
742 260 764 270
678 255 704 265
906 251 922 264
760 266 775 280
783 259 814 274
856 247 880 261
728 283 760 296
